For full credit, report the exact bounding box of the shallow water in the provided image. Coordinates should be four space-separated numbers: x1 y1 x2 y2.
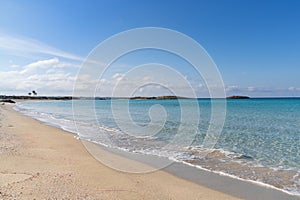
15 98 300 195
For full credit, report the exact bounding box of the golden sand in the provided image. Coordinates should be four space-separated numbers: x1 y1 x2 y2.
0 104 239 199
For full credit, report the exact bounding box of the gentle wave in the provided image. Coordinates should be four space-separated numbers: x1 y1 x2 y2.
14 100 300 196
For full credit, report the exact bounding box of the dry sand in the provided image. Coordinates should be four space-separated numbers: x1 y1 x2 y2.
0 103 240 199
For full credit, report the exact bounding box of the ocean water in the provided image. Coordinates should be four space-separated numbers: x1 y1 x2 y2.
15 98 300 196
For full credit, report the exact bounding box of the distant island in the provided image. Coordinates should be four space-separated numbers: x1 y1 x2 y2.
129 96 187 100
227 95 250 99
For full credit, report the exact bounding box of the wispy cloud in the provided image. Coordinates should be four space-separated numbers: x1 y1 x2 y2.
92 72 207 97
20 57 60 74
288 87 300 91
0 34 85 62
225 85 300 97
8 64 20 68
225 85 239 92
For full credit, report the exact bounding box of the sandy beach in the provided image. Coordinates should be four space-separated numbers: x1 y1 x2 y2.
1 0 300 199
0 103 240 199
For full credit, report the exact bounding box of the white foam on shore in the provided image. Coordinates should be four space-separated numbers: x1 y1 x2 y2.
175 159 300 197
13 102 300 197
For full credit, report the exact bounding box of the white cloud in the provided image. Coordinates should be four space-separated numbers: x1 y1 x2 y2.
0 58 82 95
0 34 106 95
2 56 299 97
19 57 80 75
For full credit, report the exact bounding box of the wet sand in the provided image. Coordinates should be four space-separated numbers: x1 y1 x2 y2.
0 103 240 199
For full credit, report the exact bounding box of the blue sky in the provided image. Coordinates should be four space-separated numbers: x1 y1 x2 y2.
0 0 299 96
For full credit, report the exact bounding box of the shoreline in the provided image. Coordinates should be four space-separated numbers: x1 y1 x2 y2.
78 137 300 200
0 103 240 199
1 103 299 199
15 100 300 198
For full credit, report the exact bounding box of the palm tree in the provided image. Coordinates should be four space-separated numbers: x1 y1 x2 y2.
32 90 37 96
28 92 32 96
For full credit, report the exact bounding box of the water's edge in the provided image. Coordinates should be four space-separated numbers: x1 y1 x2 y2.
13 103 300 199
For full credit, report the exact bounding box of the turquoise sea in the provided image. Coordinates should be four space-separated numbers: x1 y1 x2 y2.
15 98 300 196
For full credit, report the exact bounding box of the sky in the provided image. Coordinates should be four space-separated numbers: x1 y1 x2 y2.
0 0 299 97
